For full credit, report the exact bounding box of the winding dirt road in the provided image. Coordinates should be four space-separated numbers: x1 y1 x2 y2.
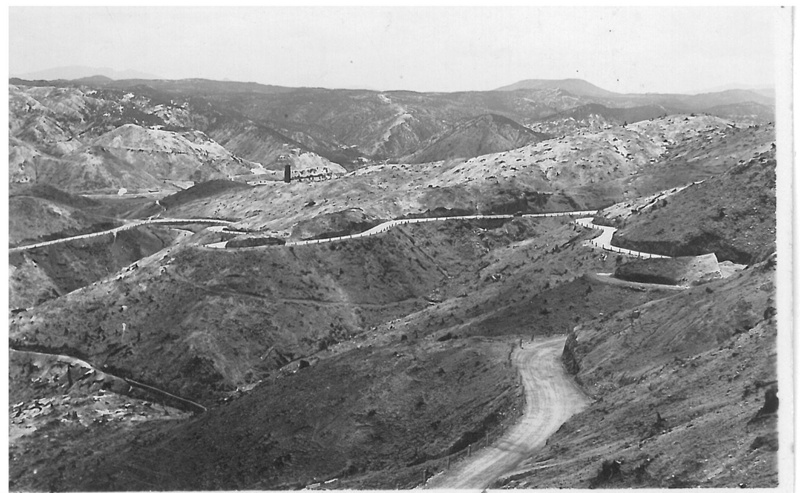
575 217 670 259
424 336 590 489
10 218 234 253
207 210 598 249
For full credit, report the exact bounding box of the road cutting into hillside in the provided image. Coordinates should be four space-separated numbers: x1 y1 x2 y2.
206 210 598 249
10 218 235 253
576 217 670 259
424 336 590 490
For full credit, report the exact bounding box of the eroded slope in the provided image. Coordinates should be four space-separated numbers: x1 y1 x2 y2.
502 258 778 488
11 338 521 491
612 147 776 263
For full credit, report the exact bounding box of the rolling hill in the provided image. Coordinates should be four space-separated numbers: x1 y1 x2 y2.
7 74 781 491
530 103 672 134
402 114 549 164
8 84 288 192
10 76 774 177
611 147 776 264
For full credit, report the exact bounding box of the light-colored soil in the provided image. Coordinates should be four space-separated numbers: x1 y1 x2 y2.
425 336 590 489
588 272 687 292
576 217 668 259
10 218 232 252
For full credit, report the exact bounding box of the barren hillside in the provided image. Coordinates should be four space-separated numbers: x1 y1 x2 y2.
502 258 778 488
10 77 772 175
11 338 522 491
151 115 773 242
612 147 776 263
9 214 699 490
402 114 549 164
7 76 781 491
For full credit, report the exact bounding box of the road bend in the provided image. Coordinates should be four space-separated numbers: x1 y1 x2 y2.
575 217 670 259
424 336 590 490
208 210 598 250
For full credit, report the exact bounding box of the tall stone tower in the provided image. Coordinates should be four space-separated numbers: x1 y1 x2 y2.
279 154 291 183
284 164 292 183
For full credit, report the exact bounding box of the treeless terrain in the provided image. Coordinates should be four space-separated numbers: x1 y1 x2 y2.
402 113 549 164
501 258 778 488
9 336 523 491
7 77 780 490
426 336 590 489
613 147 776 263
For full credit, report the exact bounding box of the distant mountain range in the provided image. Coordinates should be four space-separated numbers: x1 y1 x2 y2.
691 83 774 98
14 66 162 81
496 78 775 102
9 74 775 192
494 78 618 98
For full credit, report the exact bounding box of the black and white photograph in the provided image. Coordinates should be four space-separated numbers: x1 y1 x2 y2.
5 5 794 491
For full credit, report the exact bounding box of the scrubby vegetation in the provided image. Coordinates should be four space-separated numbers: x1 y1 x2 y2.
8 76 780 490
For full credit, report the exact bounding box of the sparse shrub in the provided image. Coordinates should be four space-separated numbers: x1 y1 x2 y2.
590 459 623 486
632 457 653 481
760 386 779 415
750 434 778 452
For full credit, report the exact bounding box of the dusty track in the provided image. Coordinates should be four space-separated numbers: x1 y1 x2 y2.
424 336 590 489
207 210 598 249
10 218 234 253
576 217 670 258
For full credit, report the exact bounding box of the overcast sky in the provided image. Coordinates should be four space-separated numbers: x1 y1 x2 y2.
8 6 787 94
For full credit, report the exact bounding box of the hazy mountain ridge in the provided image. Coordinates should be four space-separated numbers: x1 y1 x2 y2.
9 76 773 177
14 66 162 81
701 101 775 125
529 103 673 134
402 113 550 164
494 78 619 98
8 84 332 192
